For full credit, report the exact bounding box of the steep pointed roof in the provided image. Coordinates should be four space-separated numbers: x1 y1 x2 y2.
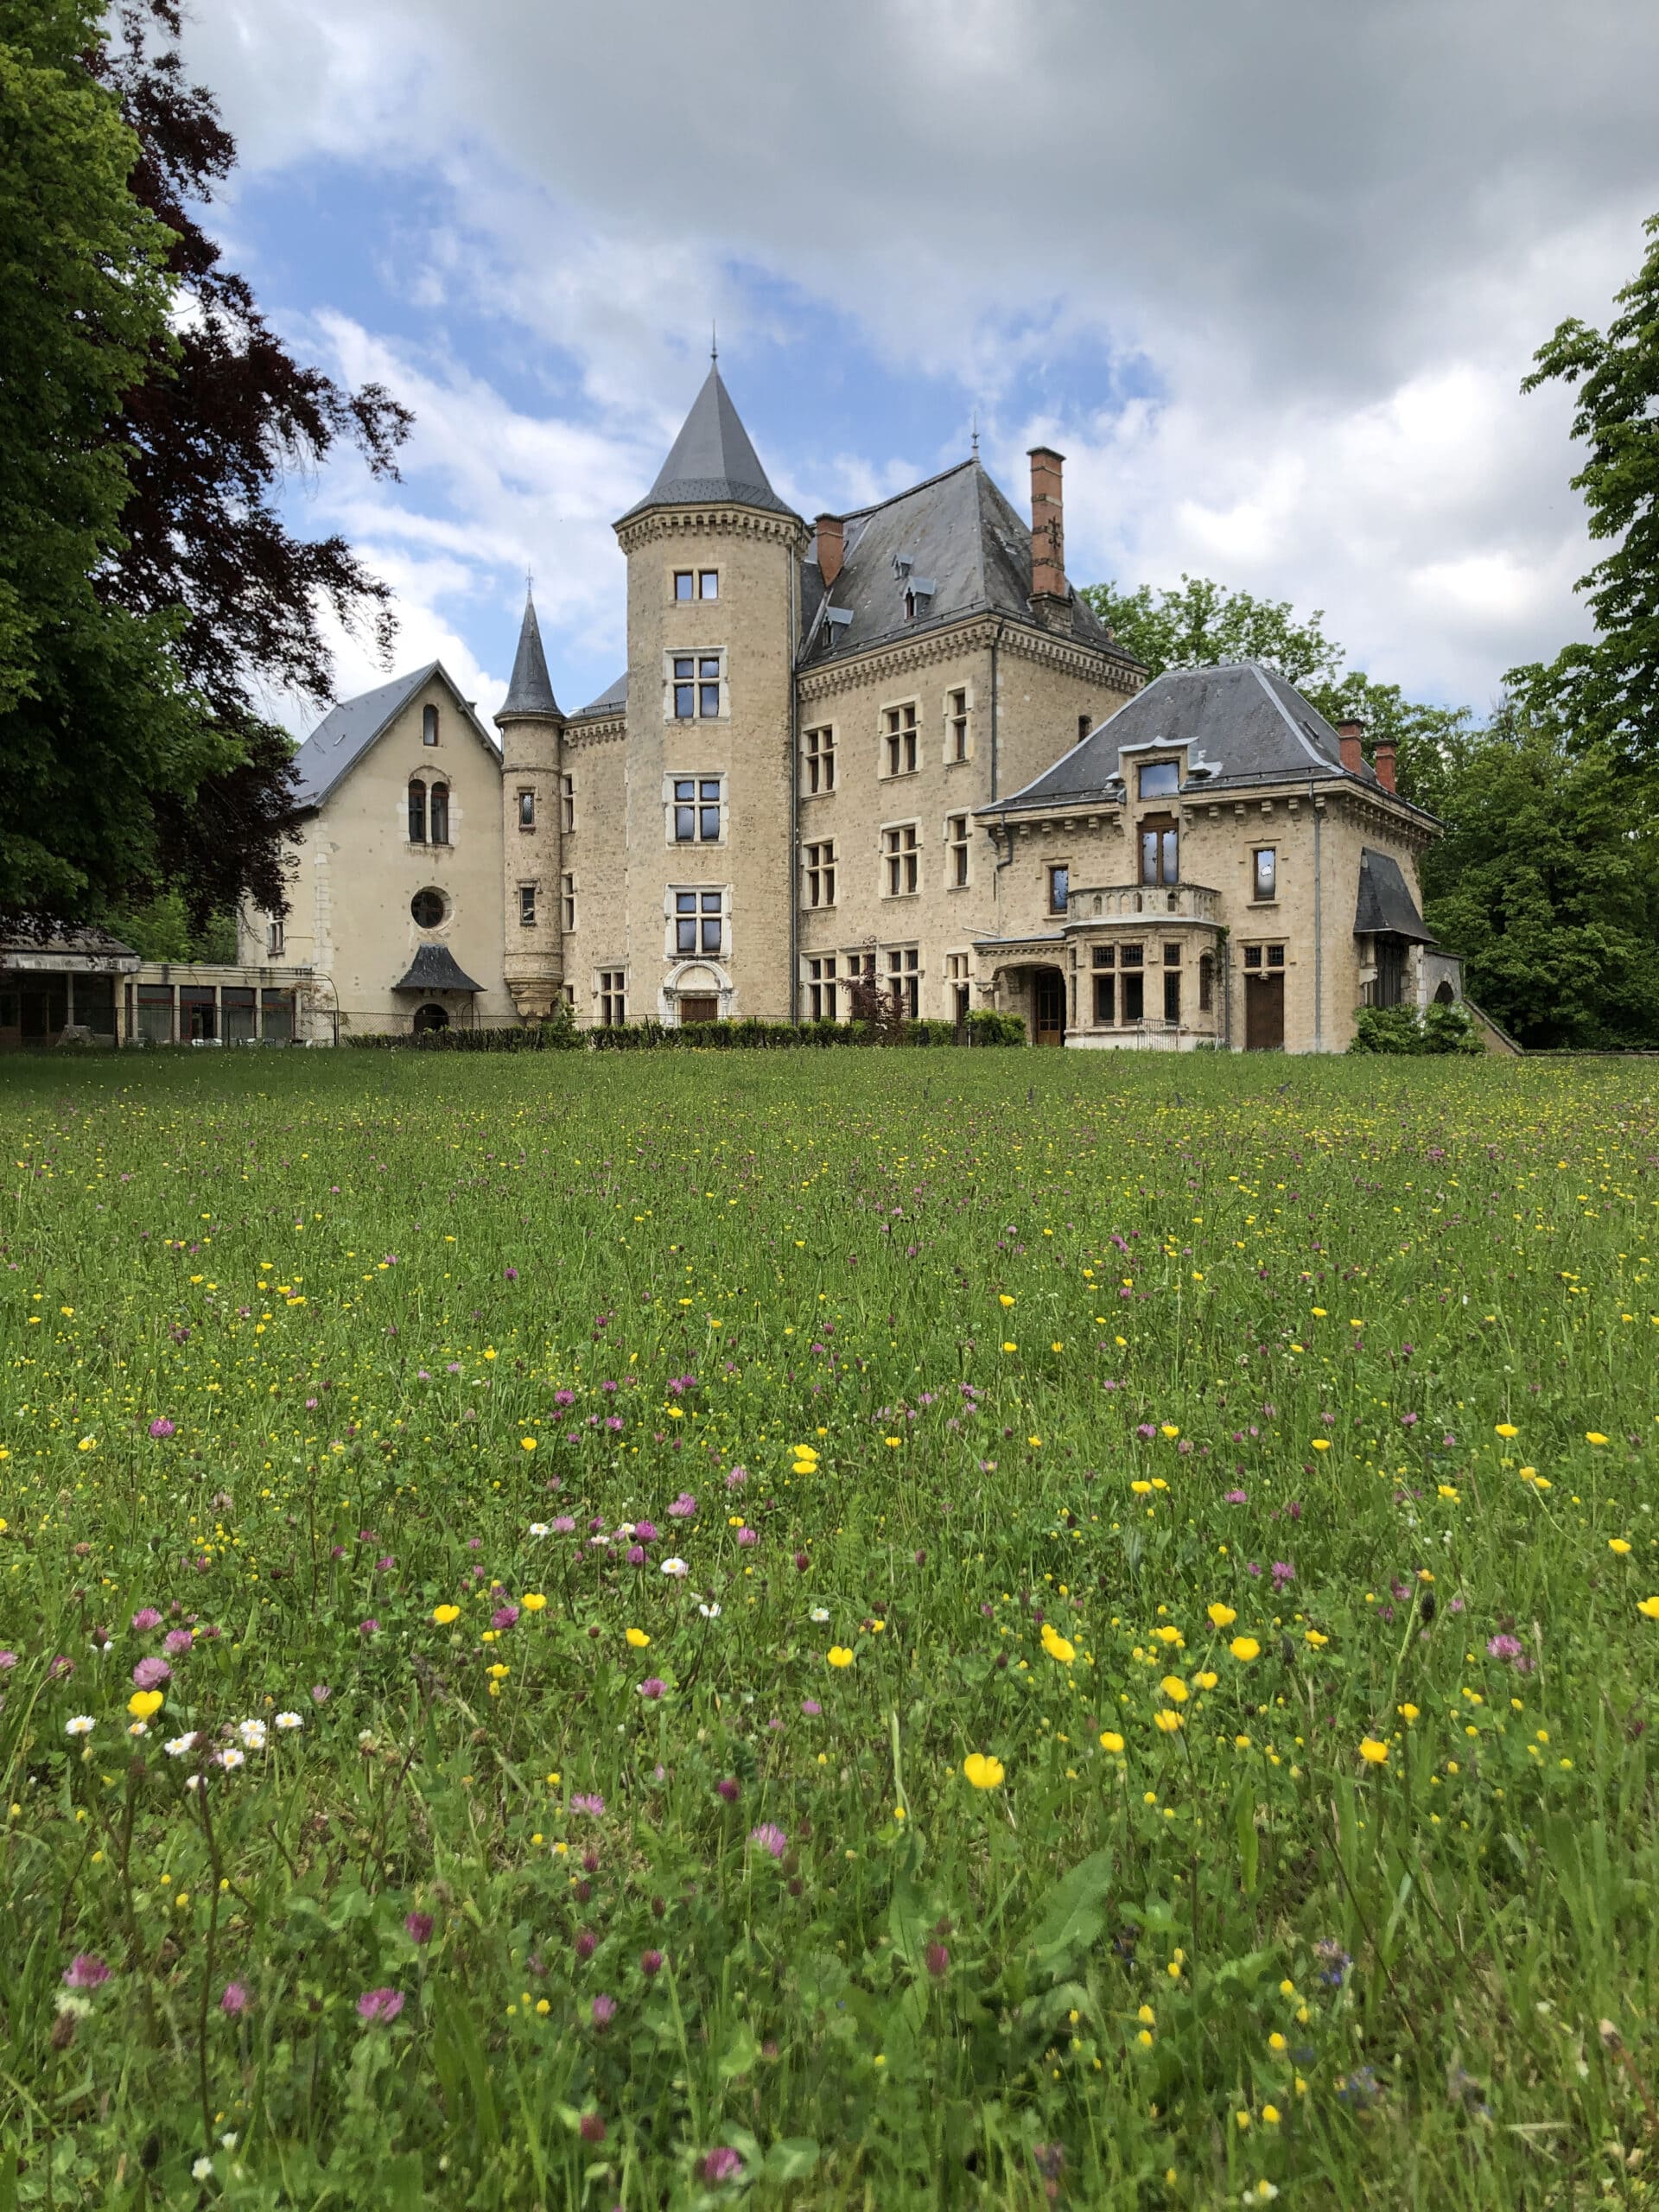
289 664 499 809
619 365 797 522
497 593 560 720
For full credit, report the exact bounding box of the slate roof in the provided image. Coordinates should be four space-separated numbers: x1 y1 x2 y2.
1354 847 1435 941
498 594 560 719
618 366 797 523
983 661 1412 817
392 943 483 993
290 664 499 810
569 671 628 721
0 923 140 969
799 459 1131 670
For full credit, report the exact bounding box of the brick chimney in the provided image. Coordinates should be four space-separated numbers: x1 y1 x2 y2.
815 513 844 590
1373 737 1397 793
1027 447 1068 625
1337 715 1366 776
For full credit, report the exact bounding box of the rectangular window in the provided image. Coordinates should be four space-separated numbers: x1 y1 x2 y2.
1047 863 1069 914
674 569 718 601
518 788 535 830
177 986 212 1040
1094 974 1115 1025
1244 944 1262 969
1138 759 1179 798
674 889 723 957
882 702 918 776
599 969 626 1026
804 840 836 908
1198 953 1214 1011
882 823 920 896
1163 942 1181 965
561 774 575 832
806 954 838 1021
1090 944 1114 969
1077 712 1093 745
1164 972 1181 1022
885 945 920 1020
1122 972 1144 1022
1120 943 1143 969
945 950 971 1023
803 724 836 794
407 785 426 844
675 570 695 601
1268 944 1286 969
260 988 293 1045
946 689 969 762
429 783 449 845
561 873 576 931
1254 848 1277 901
422 704 439 747
673 778 722 842
519 884 537 927
698 570 718 601
671 654 723 719
266 918 284 957
221 987 256 1046
1140 818 1178 886
947 813 970 886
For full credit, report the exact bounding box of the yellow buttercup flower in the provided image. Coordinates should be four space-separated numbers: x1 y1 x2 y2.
1358 1738 1389 1765
1229 1637 1261 1663
1207 1602 1236 1629
432 1605 460 1626
1154 1710 1184 1733
998 1294 1015 1307
963 1752 1005 1789
1638 1597 1659 1621
1495 1422 1518 1439
128 1689 163 1720
827 1646 855 1669
1099 1731 1125 1754
1586 1432 1610 1446
1159 1675 1189 1704
626 1627 651 1647
1311 1438 1332 1452
520 1592 547 1611
519 1436 537 1451
1609 1538 1633 1556
1041 1625 1076 1664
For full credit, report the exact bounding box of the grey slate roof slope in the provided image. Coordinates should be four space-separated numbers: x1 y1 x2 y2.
985 660 1400 817
290 664 499 809
799 458 1130 668
618 367 798 523
393 944 483 993
497 594 560 719
1354 848 1434 941
569 671 627 721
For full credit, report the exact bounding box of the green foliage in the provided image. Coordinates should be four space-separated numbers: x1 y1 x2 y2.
2 1047 1657 2206
1419 707 1659 1048
1079 574 1344 689
1348 1003 1483 1056
348 1014 1028 1053
0 0 232 921
1508 212 1659 764
105 891 237 963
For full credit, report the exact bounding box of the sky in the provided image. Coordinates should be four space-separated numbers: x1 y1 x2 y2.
171 0 1659 734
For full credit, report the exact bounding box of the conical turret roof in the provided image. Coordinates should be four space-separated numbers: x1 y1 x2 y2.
497 592 560 720
619 365 797 523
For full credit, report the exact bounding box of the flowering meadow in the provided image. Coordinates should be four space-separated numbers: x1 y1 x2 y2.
4 1046 1658 2208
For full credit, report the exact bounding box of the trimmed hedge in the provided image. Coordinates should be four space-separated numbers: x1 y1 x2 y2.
1348 1002 1484 1056
346 1007 1028 1052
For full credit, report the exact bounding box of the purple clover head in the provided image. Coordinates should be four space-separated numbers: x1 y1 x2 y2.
131 1656 171 1690
667 1492 696 1519
637 1676 665 1700
570 1792 605 1817
702 2148 743 2184
130 1608 162 1632
356 1987 405 2024
634 1521 658 1543
1224 1490 1247 1505
148 1418 175 1440
219 1981 251 2016
163 1629 193 1656
640 1948 664 1976
590 1993 616 2027
404 1912 434 1945
62 1954 110 1990
492 1605 519 1630
1487 1633 1525 1663
748 1822 788 1860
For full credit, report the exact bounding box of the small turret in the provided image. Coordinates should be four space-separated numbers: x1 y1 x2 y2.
496 592 566 1019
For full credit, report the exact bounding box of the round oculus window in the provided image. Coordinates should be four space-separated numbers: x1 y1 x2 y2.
410 889 445 928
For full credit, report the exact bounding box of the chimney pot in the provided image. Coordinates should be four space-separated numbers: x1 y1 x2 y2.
1373 737 1397 793
1027 446 1067 614
1337 716 1365 776
815 513 844 590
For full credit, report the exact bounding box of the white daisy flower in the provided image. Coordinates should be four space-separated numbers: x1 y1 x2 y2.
217 1746 245 1770
660 1556 690 1579
193 2158 213 2182
65 1715 95 1737
699 1602 721 1619
164 1733 197 1758
273 1711 302 1732
185 1774 203 1791
128 1721 149 1738
528 1522 550 1538
237 1719 267 1751
810 1606 830 1623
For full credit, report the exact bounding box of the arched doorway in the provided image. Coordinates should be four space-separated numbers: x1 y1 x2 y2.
1032 967 1066 1046
1433 979 1455 1005
412 1002 449 1034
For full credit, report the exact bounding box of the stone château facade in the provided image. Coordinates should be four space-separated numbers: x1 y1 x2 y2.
237 365 1461 1050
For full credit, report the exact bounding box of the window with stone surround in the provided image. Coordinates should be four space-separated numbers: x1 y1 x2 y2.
670 652 723 720
882 822 920 896
599 970 626 1025
946 689 970 763
802 724 836 795
561 873 576 931
672 777 722 843
518 884 536 927
804 840 836 908
947 813 971 887
805 955 838 1021
672 888 724 957
673 569 718 601
885 944 921 1019
561 774 575 831
1253 847 1277 901
518 788 535 830
881 702 918 777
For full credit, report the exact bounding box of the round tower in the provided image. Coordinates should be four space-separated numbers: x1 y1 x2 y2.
613 365 804 1023
495 591 566 1018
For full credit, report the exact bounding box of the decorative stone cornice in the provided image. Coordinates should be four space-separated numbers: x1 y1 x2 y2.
615 505 806 557
565 715 626 748
796 611 1141 707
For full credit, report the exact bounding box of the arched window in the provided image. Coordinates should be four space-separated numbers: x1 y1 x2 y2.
1198 953 1214 1011
423 705 439 747
407 781 427 843
413 1002 448 1033
429 783 449 844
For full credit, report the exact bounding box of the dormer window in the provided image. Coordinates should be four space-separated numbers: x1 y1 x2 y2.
1138 759 1179 798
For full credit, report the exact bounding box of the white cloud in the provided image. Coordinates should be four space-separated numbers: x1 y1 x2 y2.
175 0 1657 709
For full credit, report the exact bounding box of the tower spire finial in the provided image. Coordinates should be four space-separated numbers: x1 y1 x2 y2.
971 407 979 458
710 319 717 365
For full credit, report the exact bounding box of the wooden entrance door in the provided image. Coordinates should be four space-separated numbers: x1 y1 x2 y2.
1033 969 1066 1046
1245 975 1284 1050
679 995 718 1024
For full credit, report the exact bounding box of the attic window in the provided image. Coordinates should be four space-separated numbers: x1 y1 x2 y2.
904 589 916 621
1138 760 1179 798
423 705 439 747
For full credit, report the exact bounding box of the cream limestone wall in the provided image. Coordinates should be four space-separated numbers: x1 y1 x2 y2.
248 674 512 1034
563 718 630 1022
796 617 1135 1019
499 704 565 1017
978 770 1434 1052
616 506 804 1021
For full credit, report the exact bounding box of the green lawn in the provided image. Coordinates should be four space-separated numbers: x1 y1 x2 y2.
3 1047 1657 2208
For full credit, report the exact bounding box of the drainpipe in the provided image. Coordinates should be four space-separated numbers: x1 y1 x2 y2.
988 620 1004 801
788 546 800 1022
1311 779 1323 1052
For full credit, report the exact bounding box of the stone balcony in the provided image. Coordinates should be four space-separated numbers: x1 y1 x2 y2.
1063 881 1221 924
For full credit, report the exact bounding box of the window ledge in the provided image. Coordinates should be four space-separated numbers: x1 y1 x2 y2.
1248 899 1279 909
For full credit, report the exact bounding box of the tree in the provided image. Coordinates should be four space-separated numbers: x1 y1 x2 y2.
1417 706 1659 1048
1079 574 1344 690
0 0 222 922
1507 213 1659 766
92 0 411 929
